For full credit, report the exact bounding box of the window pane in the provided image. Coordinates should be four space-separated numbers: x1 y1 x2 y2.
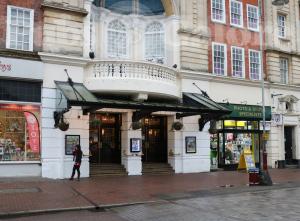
11 8 17 16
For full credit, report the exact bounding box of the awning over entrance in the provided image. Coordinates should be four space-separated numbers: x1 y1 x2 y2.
54 81 231 130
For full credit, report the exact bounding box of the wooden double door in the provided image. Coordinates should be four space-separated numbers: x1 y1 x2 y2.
142 116 167 163
89 113 121 164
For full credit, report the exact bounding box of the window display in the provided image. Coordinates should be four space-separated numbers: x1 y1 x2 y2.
0 104 40 162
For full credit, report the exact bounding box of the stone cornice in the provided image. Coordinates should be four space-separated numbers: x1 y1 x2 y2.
0 49 40 61
38 52 90 67
178 28 210 39
265 47 300 57
42 1 88 16
179 70 300 92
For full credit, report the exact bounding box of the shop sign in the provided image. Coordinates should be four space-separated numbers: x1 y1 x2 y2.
0 57 43 80
221 104 272 120
24 112 40 153
0 60 12 72
271 114 283 126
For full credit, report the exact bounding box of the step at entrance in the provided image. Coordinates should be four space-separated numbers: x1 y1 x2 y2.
142 163 175 175
90 163 127 177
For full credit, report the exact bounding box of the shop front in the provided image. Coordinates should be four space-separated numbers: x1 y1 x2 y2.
0 103 41 176
0 56 43 177
210 104 271 170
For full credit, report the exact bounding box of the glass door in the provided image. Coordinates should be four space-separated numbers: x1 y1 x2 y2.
142 117 167 163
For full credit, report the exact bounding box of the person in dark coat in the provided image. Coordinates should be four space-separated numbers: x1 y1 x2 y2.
70 144 83 181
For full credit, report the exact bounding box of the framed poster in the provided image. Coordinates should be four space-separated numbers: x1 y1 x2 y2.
65 135 80 155
185 136 196 153
130 138 142 153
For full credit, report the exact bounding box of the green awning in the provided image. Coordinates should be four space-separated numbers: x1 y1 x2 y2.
55 81 231 115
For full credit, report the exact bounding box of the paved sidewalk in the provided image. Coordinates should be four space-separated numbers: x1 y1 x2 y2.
0 168 299 216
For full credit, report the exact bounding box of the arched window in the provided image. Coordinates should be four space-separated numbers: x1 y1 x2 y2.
145 22 165 63
107 20 127 57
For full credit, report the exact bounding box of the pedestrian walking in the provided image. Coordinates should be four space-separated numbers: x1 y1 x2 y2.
69 144 82 181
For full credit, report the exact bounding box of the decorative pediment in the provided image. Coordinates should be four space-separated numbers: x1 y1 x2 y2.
278 95 299 103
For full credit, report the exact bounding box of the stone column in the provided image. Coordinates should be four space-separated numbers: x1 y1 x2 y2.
168 115 183 173
121 112 142 175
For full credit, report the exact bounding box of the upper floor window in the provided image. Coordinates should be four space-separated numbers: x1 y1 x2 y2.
247 5 259 31
249 50 261 80
280 58 288 84
6 6 34 51
211 0 226 23
230 0 243 27
212 43 227 76
231 46 244 78
277 14 286 38
145 22 165 64
107 20 127 58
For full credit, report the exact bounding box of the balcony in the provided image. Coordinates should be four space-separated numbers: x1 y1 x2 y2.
84 60 180 99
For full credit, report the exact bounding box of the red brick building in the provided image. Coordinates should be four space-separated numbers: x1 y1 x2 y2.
208 0 265 80
0 0 43 54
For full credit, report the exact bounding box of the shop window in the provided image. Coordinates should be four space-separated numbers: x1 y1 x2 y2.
0 105 40 162
248 121 259 130
224 120 236 129
0 80 41 103
6 5 34 51
224 133 253 165
236 121 247 130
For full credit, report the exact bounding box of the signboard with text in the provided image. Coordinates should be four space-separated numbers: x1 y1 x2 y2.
220 103 272 120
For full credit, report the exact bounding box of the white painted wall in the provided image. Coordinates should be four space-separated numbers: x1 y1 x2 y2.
41 59 90 179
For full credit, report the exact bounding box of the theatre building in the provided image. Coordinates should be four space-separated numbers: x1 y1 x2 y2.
39 0 231 179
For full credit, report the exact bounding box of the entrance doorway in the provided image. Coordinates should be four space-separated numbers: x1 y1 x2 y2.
284 126 296 165
142 116 167 163
89 113 121 164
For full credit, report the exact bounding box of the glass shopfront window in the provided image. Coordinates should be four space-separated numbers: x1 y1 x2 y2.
211 120 261 169
0 104 40 162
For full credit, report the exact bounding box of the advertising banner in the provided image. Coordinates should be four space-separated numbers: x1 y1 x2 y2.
24 112 40 153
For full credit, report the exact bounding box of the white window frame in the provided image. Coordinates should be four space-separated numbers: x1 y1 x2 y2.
247 4 259 32
212 42 227 76
211 0 226 24
107 19 128 58
144 22 165 64
279 57 289 84
277 14 286 38
248 49 261 81
231 46 245 78
6 5 34 51
230 0 243 28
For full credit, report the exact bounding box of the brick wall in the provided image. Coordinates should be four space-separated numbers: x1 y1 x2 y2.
0 0 43 51
208 0 267 80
